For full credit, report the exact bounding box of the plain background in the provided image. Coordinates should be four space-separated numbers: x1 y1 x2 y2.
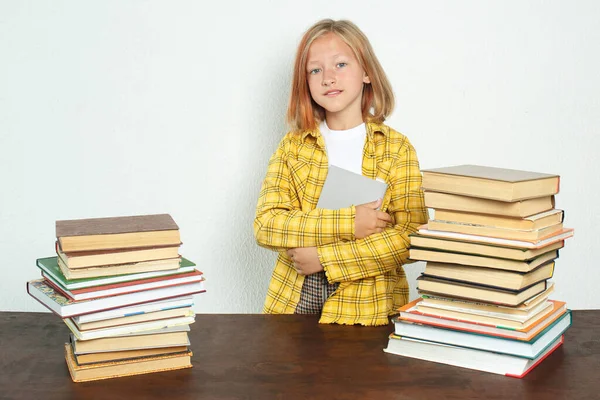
1 1 598 313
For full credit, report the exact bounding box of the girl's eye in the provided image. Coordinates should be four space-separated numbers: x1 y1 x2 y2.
309 68 321 75
337 62 347 68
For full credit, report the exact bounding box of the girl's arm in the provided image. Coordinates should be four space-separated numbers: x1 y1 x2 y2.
317 143 428 282
254 137 356 252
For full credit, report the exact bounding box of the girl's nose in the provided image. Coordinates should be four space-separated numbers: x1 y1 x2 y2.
321 69 336 86
321 77 336 86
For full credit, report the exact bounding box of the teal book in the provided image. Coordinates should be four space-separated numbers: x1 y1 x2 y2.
37 257 196 290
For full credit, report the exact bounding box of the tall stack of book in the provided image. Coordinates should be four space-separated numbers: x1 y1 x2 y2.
385 165 574 377
27 214 206 382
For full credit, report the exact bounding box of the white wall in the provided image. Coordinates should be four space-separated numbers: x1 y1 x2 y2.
1 1 598 313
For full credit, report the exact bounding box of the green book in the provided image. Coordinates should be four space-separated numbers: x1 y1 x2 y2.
36 257 197 290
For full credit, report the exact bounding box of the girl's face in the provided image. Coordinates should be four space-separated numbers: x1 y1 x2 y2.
306 33 370 127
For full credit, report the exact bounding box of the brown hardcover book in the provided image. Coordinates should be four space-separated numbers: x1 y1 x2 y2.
409 233 564 261
424 191 554 217
433 209 564 231
74 346 189 365
423 260 555 291
56 214 180 252
64 343 192 382
57 241 181 269
421 165 560 201
409 247 558 273
416 275 547 307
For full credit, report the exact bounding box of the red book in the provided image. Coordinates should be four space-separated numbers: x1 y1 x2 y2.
43 270 204 301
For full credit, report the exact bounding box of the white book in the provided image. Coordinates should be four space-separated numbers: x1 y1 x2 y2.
384 334 564 377
74 296 194 324
27 278 205 318
103 324 191 337
65 314 196 341
317 165 388 209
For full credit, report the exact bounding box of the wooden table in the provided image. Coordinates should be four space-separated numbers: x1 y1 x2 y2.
0 311 599 399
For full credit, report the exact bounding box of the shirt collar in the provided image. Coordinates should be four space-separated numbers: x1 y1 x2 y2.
300 121 389 142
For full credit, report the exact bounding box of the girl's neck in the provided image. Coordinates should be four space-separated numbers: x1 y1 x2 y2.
325 113 364 131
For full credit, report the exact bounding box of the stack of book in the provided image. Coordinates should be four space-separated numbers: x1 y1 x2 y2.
27 214 206 382
384 165 574 377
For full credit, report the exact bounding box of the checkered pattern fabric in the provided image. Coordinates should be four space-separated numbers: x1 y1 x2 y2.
295 272 340 314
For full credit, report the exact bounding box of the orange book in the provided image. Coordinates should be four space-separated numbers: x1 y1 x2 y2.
396 298 567 341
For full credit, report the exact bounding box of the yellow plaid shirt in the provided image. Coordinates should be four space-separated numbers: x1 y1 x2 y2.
254 122 428 326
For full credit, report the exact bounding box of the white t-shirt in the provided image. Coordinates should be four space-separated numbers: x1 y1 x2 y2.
319 120 366 175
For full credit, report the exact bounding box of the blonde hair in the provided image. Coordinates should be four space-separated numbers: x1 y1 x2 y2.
286 19 394 132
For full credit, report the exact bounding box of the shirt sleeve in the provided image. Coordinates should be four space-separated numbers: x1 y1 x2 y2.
254 136 356 252
317 141 428 283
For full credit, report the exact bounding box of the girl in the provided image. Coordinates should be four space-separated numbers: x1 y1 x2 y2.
254 19 428 326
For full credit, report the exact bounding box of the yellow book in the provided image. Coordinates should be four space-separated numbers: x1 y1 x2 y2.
72 331 190 353
409 247 558 273
428 219 563 241
75 346 189 365
423 191 554 218
409 233 564 260
423 261 555 291
57 256 181 280
433 209 563 231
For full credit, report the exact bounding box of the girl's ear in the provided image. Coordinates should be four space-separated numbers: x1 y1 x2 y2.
363 74 371 84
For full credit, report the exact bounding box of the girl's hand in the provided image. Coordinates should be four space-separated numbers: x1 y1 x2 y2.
355 199 393 239
287 247 324 275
